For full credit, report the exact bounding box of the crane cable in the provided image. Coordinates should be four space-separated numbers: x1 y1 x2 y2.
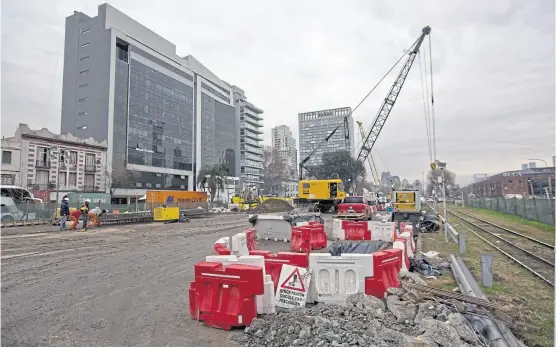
428 34 437 161
418 51 433 164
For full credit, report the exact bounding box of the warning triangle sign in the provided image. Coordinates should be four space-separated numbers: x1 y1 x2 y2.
280 267 306 292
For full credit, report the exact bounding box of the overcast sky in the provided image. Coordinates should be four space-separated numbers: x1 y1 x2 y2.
1 0 554 185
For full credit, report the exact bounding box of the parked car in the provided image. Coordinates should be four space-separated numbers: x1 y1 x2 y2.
336 196 373 220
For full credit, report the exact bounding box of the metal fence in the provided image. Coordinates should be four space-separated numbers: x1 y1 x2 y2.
464 197 555 226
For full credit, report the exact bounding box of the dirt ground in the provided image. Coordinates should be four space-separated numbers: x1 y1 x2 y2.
1 214 254 346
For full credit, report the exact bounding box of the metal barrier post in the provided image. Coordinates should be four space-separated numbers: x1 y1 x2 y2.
481 254 493 287
458 233 466 254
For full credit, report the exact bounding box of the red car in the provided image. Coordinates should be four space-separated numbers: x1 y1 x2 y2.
335 196 373 220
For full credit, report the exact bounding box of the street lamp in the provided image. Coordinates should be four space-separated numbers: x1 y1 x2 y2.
528 158 548 167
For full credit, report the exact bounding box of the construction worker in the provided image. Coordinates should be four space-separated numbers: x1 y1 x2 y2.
59 197 70 230
80 199 91 231
69 209 83 230
87 207 107 227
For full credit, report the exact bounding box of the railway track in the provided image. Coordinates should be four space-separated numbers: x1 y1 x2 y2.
448 209 555 287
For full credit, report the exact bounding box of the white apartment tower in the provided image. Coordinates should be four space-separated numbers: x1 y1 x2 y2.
271 125 298 179
233 86 264 188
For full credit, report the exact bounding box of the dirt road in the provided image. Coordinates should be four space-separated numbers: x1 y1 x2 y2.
1 215 252 346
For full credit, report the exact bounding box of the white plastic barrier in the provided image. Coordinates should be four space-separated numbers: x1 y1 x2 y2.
296 221 309 226
393 240 409 271
307 253 374 304
332 219 345 240
231 232 249 256
205 255 275 314
399 231 414 257
252 215 291 242
401 225 416 252
368 221 396 242
214 236 230 248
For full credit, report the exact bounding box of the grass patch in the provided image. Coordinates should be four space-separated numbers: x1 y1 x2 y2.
420 214 554 347
450 204 554 233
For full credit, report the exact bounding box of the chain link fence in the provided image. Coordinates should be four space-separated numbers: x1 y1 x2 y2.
464 196 555 226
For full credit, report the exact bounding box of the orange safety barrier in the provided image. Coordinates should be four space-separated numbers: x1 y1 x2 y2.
364 249 402 299
190 262 264 330
343 221 370 240
248 250 309 292
245 228 257 251
307 222 327 249
290 226 312 253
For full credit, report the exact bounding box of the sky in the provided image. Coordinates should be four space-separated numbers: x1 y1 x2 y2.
1 0 555 186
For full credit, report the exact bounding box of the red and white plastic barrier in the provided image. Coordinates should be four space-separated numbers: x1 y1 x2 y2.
343 220 370 240
290 226 312 253
368 221 396 242
332 219 345 240
364 249 402 299
189 262 265 330
214 237 231 255
248 250 309 293
393 239 410 271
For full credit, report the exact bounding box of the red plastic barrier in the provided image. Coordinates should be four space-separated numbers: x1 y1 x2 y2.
191 262 264 330
364 249 402 299
343 221 370 240
214 242 231 255
245 228 257 251
189 280 198 319
307 223 327 249
377 204 384 211
290 226 312 253
248 250 309 292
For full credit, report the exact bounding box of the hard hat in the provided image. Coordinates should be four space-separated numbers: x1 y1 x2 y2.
63 197 69 201
85 199 91 203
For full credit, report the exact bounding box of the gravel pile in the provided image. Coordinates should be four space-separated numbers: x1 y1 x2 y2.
232 291 483 347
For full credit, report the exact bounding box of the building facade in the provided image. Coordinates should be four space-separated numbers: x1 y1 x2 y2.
464 167 555 198
61 3 250 202
271 125 298 179
298 107 355 167
0 124 107 202
233 86 264 188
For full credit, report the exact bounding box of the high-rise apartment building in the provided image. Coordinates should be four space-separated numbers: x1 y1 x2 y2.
271 125 297 179
233 87 264 188
298 107 355 167
60 4 257 201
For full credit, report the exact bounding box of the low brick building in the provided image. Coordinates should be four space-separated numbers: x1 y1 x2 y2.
464 167 555 198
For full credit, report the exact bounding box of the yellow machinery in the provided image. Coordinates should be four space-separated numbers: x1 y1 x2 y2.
392 191 421 212
297 179 346 213
153 206 180 221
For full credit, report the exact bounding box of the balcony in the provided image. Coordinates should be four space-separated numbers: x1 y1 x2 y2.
243 133 263 142
84 164 97 172
35 159 51 168
241 123 264 134
82 185 100 192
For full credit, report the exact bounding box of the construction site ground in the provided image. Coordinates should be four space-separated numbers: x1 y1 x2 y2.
422 204 554 347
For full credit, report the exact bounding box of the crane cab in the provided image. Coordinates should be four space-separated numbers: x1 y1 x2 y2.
296 179 346 213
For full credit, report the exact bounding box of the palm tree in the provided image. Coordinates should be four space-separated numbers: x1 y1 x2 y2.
198 164 226 207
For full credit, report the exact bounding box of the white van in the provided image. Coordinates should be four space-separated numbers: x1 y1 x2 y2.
1 196 37 223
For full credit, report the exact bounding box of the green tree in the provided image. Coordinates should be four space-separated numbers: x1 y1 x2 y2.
198 164 227 206
315 150 366 193
426 169 456 196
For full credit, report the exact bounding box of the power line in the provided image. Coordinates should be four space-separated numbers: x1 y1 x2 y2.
44 33 64 125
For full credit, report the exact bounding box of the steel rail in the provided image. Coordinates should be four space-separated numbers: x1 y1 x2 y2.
452 210 554 249
449 211 554 287
449 211 554 266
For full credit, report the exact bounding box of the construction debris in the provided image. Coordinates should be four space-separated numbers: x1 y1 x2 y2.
232 289 487 347
250 199 295 214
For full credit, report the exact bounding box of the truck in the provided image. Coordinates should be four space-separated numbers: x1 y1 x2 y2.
391 190 422 235
335 195 373 220
296 179 346 213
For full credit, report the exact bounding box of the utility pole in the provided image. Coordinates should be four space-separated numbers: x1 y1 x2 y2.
51 147 62 211
442 168 448 242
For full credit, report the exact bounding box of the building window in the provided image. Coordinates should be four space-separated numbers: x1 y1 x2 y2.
78 97 88 102
2 151 12 164
80 28 91 34
78 112 87 116
84 174 95 190
37 147 50 166
36 170 50 185
80 70 89 76
80 56 89 61
68 172 77 186
85 153 96 171
58 172 67 186
1 174 14 185
116 41 129 62
81 42 90 48
78 84 88 88
69 151 78 167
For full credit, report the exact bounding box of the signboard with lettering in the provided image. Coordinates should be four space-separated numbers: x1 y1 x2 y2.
275 265 311 309
67 192 110 205
145 190 207 209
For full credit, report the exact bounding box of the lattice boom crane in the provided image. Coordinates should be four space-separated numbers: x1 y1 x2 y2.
357 26 431 163
356 121 380 186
